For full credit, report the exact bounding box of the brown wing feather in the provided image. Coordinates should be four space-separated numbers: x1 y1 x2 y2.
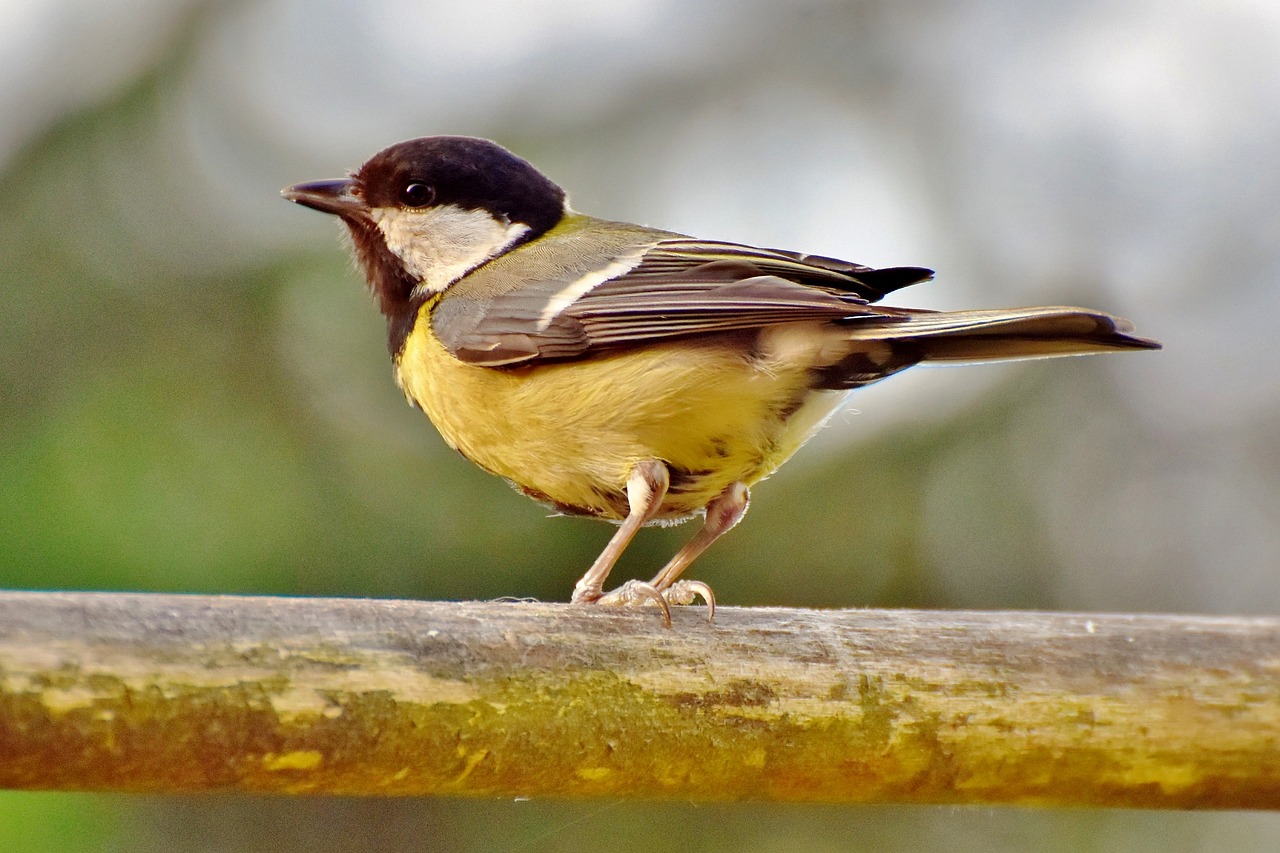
429 221 1156 371
507 273 884 362
435 226 934 366
630 239 933 300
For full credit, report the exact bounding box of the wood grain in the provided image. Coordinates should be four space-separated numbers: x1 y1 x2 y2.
1 591 1277 807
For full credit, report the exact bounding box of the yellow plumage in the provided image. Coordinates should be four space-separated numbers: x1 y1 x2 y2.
397 309 847 521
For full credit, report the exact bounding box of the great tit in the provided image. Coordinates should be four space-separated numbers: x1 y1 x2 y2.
282 136 1159 621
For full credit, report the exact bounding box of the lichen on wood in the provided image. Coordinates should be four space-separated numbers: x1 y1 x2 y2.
1 592 1278 807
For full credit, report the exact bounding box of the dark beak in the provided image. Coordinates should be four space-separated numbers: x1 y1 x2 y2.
281 179 368 219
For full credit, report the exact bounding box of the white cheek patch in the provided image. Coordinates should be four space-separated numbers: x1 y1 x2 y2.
373 205 530 293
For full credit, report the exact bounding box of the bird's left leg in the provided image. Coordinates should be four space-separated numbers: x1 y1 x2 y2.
570 459 670 608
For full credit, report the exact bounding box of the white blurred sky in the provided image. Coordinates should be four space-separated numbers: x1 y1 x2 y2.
6 1 1276 419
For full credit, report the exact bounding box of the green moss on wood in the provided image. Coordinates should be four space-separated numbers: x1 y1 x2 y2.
1 593 1279 807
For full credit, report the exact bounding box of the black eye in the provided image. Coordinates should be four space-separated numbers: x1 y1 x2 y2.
400 182 435 208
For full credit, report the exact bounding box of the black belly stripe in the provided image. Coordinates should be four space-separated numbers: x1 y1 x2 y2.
667 465 717 495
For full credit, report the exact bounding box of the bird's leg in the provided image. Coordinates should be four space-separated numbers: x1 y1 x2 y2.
649 482 750 618
570 459 670 607
593 481 749 623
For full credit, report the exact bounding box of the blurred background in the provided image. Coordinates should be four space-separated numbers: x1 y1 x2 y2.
1 0 1277 849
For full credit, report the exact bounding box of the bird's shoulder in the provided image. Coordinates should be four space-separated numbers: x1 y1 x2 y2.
449 213 681 302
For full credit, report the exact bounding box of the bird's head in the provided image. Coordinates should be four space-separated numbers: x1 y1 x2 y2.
283 136 567 320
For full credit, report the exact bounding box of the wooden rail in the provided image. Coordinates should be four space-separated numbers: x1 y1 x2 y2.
1 591 1277 807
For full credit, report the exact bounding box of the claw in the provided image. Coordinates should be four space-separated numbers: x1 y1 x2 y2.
662 580 716 622
594 580 673 626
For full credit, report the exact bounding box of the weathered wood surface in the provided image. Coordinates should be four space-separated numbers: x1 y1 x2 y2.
0 591 1277 807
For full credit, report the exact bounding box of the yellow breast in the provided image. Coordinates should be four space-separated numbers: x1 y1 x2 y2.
395 308 848 521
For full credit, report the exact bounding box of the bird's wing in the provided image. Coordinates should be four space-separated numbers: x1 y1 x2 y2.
627 239 933 302
432 232 934 367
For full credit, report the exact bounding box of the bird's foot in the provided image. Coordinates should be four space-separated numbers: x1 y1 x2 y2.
587 578 716 626
592 580 671 625
661 580 716 621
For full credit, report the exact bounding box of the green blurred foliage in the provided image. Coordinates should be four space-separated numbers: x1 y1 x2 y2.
0 792 1274 853
0 794 119 853
0 71 609 603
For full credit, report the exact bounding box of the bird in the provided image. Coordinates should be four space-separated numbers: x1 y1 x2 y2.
282 135 1159 623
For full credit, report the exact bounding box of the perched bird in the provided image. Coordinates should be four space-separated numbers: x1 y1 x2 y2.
282 136 1159 621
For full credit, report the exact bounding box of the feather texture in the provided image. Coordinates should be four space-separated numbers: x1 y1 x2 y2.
430 213 1155 375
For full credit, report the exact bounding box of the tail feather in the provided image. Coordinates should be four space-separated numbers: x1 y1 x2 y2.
813 306 1159 390
841 306 1161 363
